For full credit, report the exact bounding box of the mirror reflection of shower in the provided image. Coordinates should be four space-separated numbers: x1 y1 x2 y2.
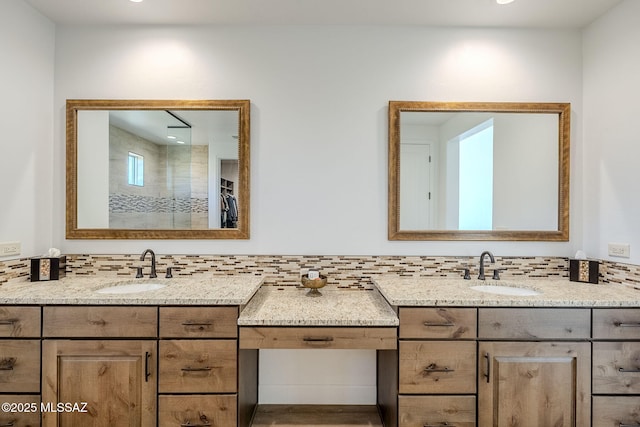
165 112 193 229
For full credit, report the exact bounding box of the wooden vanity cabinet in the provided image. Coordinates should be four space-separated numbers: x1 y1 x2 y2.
0 306 41 427
41 306 158 427
478 341 590 427
478 308 591 427
41 340 157 427
397 307 477 427
592 308 640 427
158 306 240 427
394 307 592 427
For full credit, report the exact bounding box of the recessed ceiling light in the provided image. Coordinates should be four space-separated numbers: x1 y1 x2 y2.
176 141 185 144
167 135 177 139
130 0 143 3
496 0 515 4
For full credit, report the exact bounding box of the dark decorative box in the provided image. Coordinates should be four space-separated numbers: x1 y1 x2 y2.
569 259 599 284
30 256 66 281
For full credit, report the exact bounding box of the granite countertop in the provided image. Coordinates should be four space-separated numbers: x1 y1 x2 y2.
0 275 264 305
374 275 640 307
237 287 399 327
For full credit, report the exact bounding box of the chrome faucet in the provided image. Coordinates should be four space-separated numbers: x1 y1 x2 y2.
478 251 495 280
140 249 157 278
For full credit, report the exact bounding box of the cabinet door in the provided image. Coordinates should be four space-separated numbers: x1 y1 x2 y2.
478 342 590 427
42 340 157 427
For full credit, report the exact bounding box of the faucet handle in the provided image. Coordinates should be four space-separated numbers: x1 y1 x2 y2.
165 267 175 279
462 268 471 280
492 268 506 280
135 266 144 278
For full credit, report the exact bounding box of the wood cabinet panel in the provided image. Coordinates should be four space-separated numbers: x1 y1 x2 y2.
593 309 640 340
0 394 40 427
43 306 157 338
239 327 397 350
398 395 476 427
159 340 237 393
158 394 237 427
159 306 238 338
399 307 476 339
0 306 40 337
41 340 157 427
0 340 40 393
593 341 640 394
478 341 590 427
399 340 476 394
478 308 590 340
593 396 640 427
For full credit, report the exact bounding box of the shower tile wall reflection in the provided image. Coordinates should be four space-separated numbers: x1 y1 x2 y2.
109 125 207 229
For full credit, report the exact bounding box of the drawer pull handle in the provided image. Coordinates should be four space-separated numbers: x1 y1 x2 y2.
180 414 211 427
615 322 640 328
181 366 213 372
424 423 455 427
423 322 455 327
619 424 640 427
0 319 18 325
303 337 334 342
0 421 15 427
181 322 213 326
0 357 16 370
423 363 454 373
618 367 640 373
484 352 491 383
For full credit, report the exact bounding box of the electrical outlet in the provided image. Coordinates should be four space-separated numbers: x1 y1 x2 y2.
0 241 21 257
608 243 630 258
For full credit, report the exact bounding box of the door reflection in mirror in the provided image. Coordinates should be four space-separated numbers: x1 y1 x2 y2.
399 111 558 232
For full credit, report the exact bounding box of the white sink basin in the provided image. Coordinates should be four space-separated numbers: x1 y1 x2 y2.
96 282 168 294
470 284 540 296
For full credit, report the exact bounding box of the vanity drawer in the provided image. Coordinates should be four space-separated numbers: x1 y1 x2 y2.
0 306 40 337
158 394 237 427
399 307 476 339
478 308 590 339
398 395 476 427
158 339 237 393
594 309 640 339
593 341 640 394
0 340 40 393
593 396 640 427
159 306 238 338
399 341 476 394
239 327 397 350
0 394 41 427
43 306 158 337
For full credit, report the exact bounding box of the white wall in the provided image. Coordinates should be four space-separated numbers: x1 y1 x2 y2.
583 0 640 265
53 25 584 257
0 0 55 260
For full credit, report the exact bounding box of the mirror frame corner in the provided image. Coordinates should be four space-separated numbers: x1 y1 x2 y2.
65 99 251 240
388 100 570 241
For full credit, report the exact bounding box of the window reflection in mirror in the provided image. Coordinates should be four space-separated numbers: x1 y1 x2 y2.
67 100 250 240
389 101 570 241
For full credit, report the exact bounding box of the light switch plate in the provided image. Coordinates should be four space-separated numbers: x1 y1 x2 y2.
0 241 21 257
608 243 630 258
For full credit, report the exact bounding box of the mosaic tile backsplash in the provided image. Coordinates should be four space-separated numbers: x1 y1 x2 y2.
1 254 639 288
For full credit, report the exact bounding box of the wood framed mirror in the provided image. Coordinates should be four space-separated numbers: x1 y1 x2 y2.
66 99 250 239
388 101 570 241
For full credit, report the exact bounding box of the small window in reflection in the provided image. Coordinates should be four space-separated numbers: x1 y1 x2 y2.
127 152 144 187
